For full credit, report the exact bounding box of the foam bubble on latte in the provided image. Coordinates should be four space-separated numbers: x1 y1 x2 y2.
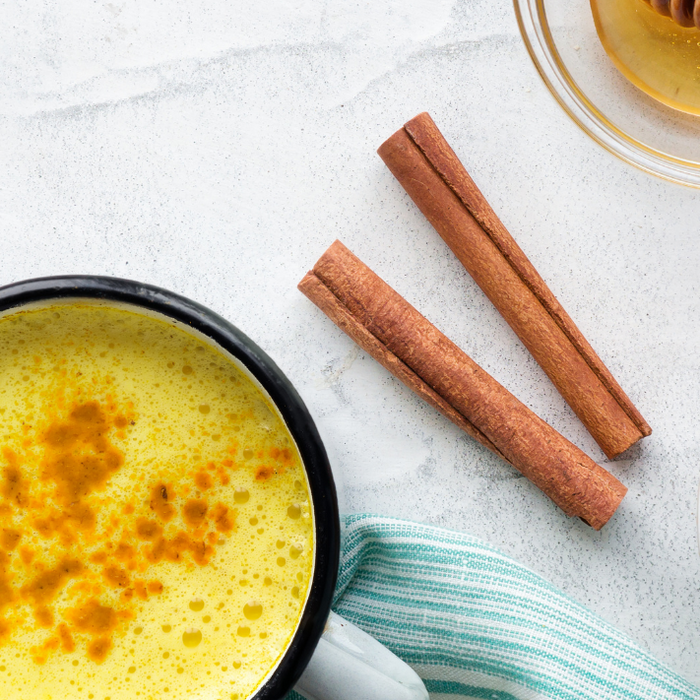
0 302 314 700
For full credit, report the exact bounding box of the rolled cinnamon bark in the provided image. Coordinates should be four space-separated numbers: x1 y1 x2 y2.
377 112 651 460
299 240 627 530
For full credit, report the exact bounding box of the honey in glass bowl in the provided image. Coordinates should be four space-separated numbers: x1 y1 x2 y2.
591 0 700 114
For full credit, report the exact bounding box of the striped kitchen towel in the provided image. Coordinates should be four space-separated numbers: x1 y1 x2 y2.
289 514 699 700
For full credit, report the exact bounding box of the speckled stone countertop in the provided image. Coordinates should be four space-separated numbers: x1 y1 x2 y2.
2 0 700 686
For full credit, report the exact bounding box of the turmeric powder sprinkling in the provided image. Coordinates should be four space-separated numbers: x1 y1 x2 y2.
0 302 314 700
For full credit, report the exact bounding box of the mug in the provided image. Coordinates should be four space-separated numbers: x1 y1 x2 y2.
0 275 428 700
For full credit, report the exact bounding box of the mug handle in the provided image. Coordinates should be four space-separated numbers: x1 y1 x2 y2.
293 611 428 700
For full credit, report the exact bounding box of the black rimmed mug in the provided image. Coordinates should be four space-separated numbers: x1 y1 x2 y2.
0 276 427 700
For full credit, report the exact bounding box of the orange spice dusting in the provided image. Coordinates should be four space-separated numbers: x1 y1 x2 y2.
19 546 34 565
1 449 24 505
31 635 60 665
57 623 75 652
103 566 130 588
22 558 84 606
87 636 112 663
210 503 236 534
0 397 237 666
90 551 107 564
114 415 128 429
135 518 162 541
150 482 175 521
1 529 20 551
35 607 54 628
182 499 208 527
194 471 213 490
41 402 124 504
114 542 136 561
69 599 119 635
147 581 163 594
255 465 275 482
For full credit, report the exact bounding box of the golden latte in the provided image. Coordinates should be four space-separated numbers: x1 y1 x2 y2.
0 301 314 700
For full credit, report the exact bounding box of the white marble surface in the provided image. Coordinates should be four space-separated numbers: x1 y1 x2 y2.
2 0 700 686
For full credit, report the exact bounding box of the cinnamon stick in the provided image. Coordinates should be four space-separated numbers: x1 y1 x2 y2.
377 112 651 460
299 240 627 530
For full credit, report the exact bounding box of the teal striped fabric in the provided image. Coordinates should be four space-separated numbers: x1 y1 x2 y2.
287 514 699 700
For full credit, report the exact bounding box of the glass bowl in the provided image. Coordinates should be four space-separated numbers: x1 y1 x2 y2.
514 0 700 187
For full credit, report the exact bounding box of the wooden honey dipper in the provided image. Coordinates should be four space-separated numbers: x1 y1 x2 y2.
644 0 700 28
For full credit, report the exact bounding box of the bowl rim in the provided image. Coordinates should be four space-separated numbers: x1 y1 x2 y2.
513 0 700 188
0 274 341 700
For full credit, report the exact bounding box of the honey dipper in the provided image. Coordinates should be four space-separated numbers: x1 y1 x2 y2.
644 0 700 28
